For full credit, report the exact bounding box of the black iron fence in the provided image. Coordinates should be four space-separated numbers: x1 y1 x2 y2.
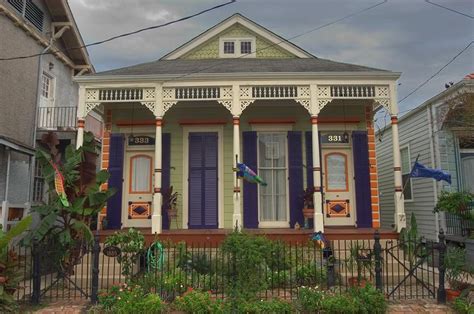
9 231 448 305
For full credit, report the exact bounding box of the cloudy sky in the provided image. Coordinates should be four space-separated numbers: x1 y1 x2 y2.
69 0 473 119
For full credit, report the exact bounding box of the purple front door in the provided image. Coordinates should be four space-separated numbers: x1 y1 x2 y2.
188 132 218 229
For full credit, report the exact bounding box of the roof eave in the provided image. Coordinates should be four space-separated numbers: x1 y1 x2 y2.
74 71 401 84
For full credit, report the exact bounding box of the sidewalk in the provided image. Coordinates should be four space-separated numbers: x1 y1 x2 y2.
388 299 454 314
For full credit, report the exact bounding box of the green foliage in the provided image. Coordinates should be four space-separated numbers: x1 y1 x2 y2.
0 217 32 313
399 213 427 265
451 297 474 314
173 289 223 314
105 228 145 279
349 284 388 314
445 247 472 291
24 132 115 273
296 286 324 311
98 283 164 313
221 232 271 299
160 268 189 298
266 269 291 287
230 298 294 313
346 242 373 283
435 191 474 215
265 240 294 271
295 262 327 286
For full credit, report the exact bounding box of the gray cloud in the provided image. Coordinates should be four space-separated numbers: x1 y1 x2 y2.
69 0 474 114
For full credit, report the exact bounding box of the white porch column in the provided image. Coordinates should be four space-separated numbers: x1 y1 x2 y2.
389 83 406 232
152 117 163 234
232 116 242 230
76 86 86 148
311 116 324 233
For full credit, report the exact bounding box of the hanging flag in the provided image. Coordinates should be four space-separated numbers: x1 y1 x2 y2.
236 163 267 186
410 161 451 184
50 162 70 207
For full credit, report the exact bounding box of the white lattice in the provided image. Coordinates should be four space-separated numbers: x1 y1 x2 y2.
141 101 156 114
85 102 100 116
143 88 156 100
374 98 390 112
318 99 332 111
375 86 389 98
240 86 251 98
297 86 310 98
217 100 233 113
317 86 330 98
221 87 233 98
162 88 174 100
295 99 311 114
163 101 177 114
240 100 255 112
86 89 99 101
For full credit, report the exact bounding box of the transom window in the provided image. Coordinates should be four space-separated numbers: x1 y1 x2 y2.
400 147 413 201
258 133 288 223
130 155 152 193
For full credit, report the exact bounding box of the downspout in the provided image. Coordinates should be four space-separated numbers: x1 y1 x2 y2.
428 104 440 238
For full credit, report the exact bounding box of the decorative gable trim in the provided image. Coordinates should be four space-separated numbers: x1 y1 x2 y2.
161 13 314 60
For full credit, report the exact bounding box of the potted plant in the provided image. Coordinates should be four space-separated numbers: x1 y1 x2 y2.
346 242 373 287
162 186 179 226
444 246 471 302
302 187 314 228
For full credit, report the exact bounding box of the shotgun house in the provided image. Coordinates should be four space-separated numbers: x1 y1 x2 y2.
74 14 406 238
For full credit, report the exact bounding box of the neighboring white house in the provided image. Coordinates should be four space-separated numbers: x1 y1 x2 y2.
376 73 474 241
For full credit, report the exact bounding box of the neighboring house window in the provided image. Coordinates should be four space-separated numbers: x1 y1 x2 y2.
7 0 44 31
40 72 54 107
33 163 44 203
223 41 235 54
400 146 413 201
240 41 252 54
220 38 256 57
258 133 288 225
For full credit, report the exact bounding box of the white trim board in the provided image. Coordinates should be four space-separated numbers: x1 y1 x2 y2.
182 126 224 229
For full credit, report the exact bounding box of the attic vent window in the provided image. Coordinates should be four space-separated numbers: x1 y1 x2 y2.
7 0 44 31
219 37 256 58
223 41 235 54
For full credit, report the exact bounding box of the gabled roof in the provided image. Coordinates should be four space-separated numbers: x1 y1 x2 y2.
161 13 314 60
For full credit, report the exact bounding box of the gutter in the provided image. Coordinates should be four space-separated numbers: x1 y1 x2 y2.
74 71 401 83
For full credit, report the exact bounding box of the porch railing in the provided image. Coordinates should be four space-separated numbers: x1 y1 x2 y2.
37 106 77 130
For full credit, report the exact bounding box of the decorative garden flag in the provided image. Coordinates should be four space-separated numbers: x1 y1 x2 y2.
236 163 267 186
50 162 70 207
410 161 452 184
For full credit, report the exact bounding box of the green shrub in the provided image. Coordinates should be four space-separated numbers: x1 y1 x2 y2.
349 284 387 314
321 293 358 313
221 232 270 299
229 299 294 313
295 262 327 286
296 286 324 311
266 269 291 287
265 240 294 271
452 297 474 314
173 289 223 313
160 268 189 299
98 283 164 313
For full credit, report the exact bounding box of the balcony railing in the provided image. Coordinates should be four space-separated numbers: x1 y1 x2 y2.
38 106 77 130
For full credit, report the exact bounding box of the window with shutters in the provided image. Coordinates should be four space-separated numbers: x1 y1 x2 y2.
400 146 413 201
257 132 288 224
7 0 44 31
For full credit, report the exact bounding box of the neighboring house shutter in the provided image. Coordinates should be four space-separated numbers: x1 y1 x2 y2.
161 133 171 230
243 131 258 228
288 131 304 228
106 134 124 229
352 131 372 228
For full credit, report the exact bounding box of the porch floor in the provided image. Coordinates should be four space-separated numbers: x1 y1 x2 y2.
98 227 398 245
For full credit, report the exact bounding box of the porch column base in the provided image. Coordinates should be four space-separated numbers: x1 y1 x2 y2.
313 212 324 233
394 203 406 232
233 213 242 231
152 214 162 234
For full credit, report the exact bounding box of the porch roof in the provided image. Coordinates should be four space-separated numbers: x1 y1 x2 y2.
91 58 392 77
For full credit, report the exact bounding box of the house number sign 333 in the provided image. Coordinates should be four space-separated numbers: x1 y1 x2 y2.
128 136 155 146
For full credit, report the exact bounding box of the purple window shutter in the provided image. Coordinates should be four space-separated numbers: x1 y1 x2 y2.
188 133 218 229
305 131 313 188
243 131 258 228
106 133 124 229
288 131 304 228
352 131 372 228
161 133 171 230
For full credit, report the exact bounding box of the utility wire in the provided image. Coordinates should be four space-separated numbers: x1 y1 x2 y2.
399 40 473 104
424 0 474 19
0 0 236 61
166 0 388 82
